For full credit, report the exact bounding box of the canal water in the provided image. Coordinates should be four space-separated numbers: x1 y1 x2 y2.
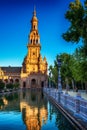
0 89 76 130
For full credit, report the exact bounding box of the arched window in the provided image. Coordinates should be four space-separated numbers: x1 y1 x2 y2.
34 25 35 29
31 79 36 85
10 79 13 83
36 39 38 43
31 39 32 43
15 79 19 83
4 79 8 83
23 81 26 88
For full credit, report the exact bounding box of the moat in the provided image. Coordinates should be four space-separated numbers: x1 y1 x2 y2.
0 89 76 130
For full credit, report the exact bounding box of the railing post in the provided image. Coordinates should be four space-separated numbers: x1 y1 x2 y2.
75 98 80 113
58 92 61 103
64 93 68 107
75 92 81 114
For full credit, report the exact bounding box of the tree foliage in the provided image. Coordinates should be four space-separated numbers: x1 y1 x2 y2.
71 48 87 82
62 0 87 46
61 0 87 90
49 52 87 90
49 53 73 88
49 65 58 87
6 83 14 89
0 80 5 90
13 83 20 89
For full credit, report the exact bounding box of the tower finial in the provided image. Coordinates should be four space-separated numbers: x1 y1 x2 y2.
33 5 36 16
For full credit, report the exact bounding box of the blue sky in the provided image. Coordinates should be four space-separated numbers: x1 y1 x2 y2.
0 0 83 67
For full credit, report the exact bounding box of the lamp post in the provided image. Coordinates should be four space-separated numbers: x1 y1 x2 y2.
57 56 62 92
49 71 51 94
65 77 69 92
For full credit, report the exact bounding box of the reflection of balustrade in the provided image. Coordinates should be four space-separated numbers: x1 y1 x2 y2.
44 88 87 121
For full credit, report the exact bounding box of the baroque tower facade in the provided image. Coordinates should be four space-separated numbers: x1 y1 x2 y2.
21 8 48 88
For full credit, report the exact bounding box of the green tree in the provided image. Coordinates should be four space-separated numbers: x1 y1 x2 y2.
6 83 14 90
62 0 87 91
71 48 87 90
49 53 73 89
49 65 58 88
0 80 5 90
62 0 87 42
62 0 87 56
60 53 73 90
13 83 20 90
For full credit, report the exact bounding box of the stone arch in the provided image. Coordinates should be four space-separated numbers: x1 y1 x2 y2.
31 79 36 84
15 79 19 83
36 39 38 43
34 25 35 29
31 79 36 87
4 79 8 83
10 79 14 83
31 39 32 43
41 81 44 88
23 81 26 88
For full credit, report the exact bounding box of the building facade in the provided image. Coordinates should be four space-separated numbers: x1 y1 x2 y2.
0 9 48 88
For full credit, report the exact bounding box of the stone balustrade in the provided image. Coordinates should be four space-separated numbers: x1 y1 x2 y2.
44 87 87 121
80 99 87 120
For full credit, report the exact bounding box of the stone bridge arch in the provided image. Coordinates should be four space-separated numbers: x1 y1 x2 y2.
31 78 36 87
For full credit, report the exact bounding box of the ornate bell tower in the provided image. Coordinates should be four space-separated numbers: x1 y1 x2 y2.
21 8 48 88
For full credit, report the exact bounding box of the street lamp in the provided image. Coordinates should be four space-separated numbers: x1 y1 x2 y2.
57 56 62 92
48 71 52 95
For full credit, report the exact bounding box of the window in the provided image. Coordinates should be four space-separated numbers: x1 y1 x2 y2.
31 39 32 43
36 39 38 43
33 52 35 55
34 25 35 29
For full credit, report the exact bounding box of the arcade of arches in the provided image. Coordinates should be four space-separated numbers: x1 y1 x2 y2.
0 8 48 88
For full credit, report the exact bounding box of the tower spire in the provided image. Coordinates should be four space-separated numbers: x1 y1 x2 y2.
33 5 36 16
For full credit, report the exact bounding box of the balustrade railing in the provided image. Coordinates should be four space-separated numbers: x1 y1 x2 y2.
44 87 87 121
80 99 87 119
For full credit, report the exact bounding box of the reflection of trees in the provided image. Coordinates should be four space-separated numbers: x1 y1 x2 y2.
5 94 14 101
55 109 75 130
5 93 18 101
48 102 76 130
0 98 4 109
14 93 18 100
0 92 20 111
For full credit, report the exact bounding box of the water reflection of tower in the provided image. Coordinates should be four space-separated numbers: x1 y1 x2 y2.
20 90 48 130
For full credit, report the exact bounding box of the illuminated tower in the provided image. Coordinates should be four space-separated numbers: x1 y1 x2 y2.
21 8 48 88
